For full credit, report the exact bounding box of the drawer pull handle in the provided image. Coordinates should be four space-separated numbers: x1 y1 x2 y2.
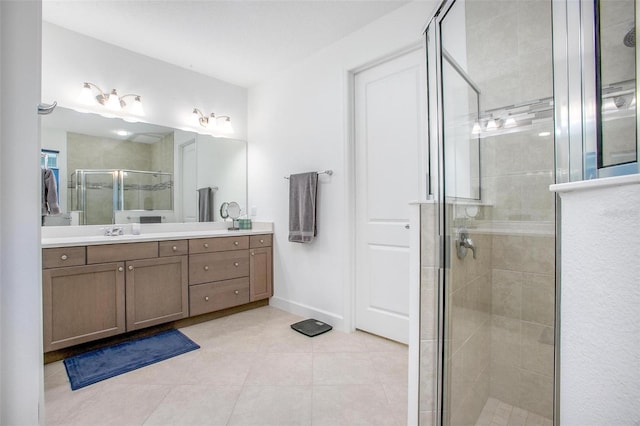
204 265 209 271
234 290 239 295
234 262 239 267
205 296 209 301
204 243 209 248
128 265 134 271
260 239 264 244
234 241 239 246
118 266 124 272
172 246 178 251
60 254 68 261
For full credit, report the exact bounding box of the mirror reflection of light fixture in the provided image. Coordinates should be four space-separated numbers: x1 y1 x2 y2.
471 121 482 135
192 108 234 134
485 118 498 131
504 116 517 128
78 82 145 116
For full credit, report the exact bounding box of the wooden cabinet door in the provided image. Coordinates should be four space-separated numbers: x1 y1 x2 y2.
43 263 125 352
249 247 273 301
125 256 188 331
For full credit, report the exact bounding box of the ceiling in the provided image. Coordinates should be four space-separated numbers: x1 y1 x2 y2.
42 0 409 88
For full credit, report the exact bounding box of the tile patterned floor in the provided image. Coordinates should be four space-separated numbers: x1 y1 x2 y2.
475 398 552 426
45 306 408 426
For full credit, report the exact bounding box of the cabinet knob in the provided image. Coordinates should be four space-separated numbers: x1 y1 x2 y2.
234 262 239 267
234 290 239 295
128 265 134 271
234 241 239 246
60 254 68 261
204 296 209 301
260 239 264 244
204 265 209 271
172 246 177 251
251 251 255 256
118 266 124 272
204 243 209 248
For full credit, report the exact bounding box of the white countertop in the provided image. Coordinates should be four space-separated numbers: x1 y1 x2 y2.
42 221 274 248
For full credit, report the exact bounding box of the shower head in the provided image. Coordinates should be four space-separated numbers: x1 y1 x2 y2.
623 25 635 47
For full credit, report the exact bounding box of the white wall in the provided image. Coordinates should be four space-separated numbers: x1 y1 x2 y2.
0 1 44 424
552 175 640 425
247 1 437 330
42 22 248 141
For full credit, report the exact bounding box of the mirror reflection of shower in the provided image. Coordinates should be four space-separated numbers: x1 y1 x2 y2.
70 169 173 225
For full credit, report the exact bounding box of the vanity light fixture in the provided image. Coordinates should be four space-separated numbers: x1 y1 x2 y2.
79 82 145 116
471 121 482 135
192 108 234 134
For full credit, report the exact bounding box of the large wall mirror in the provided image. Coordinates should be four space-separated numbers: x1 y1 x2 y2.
41 107 247 226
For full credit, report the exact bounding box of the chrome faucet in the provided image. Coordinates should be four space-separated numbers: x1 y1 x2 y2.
104 226 124 236
456 230 477 260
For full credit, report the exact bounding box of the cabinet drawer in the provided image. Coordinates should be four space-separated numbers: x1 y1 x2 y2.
189 278 250 316
189 251 249 284
42 247 86 268
250 234 272 248
87 242 158 264
159 240 188 257
189 236 249 254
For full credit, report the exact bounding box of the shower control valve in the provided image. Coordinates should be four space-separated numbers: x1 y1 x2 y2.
456 229 477 260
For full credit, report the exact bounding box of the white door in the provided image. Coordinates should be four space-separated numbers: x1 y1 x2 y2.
354 48 425 344
181 141 197 222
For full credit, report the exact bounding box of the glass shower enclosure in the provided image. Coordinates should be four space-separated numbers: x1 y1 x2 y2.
423 0 557 424
421 0 637 424
70 169 173 225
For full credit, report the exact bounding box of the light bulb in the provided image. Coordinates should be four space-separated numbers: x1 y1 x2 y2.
471 121 481 135
485 119 497 131
129 96 145 116
222 117 234 134
105 89 122 111
78 83 95 105
602 98 618 112
504 116 516 128
208 113 218 129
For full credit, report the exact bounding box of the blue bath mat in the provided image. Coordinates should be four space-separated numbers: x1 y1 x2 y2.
63 329 199 390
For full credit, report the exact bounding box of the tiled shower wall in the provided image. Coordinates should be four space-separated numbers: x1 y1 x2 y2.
490 233 555 419
419 202 438 426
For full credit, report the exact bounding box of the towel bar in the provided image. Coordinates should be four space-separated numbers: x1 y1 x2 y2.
284 170 333 179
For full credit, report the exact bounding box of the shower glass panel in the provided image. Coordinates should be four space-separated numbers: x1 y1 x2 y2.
121 170 173 211
77 170 116 226
427 0 557 424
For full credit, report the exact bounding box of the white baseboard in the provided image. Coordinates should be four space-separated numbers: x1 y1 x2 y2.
269 296 346 332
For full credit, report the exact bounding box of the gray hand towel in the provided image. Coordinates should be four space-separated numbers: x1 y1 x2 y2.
197 187 214 222
288 172 318 243
42 168 60 215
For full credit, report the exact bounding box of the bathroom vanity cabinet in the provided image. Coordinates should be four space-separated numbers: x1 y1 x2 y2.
41 233 273 352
